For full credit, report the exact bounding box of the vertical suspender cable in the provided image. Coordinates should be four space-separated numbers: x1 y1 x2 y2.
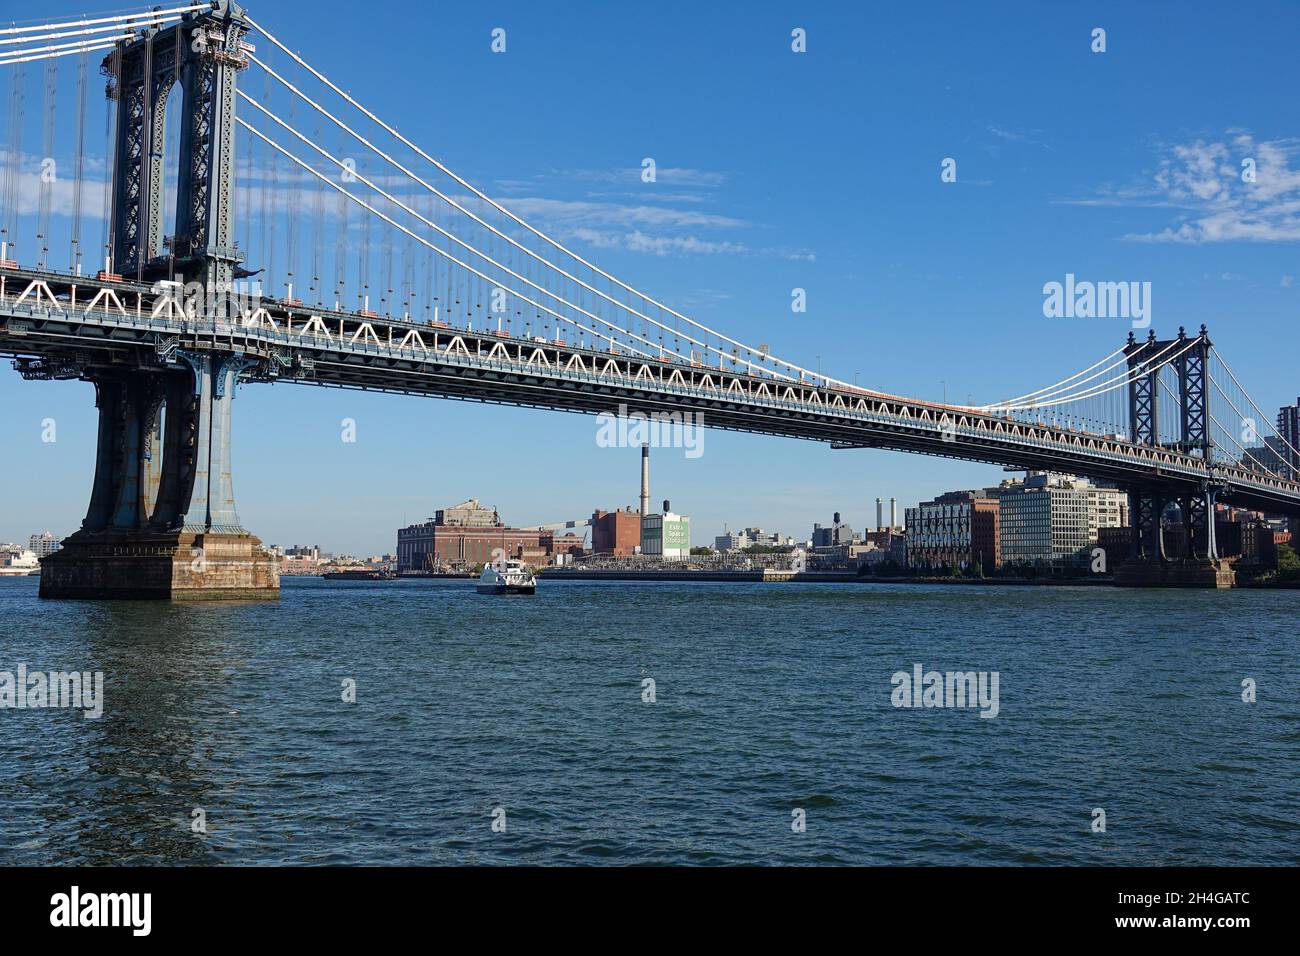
103 42 120 275
358 155 370 309
35 58 56 269
1 62 26 259
284 92 298 298
333 127 346 308
70 49 87 273
310 120 323 304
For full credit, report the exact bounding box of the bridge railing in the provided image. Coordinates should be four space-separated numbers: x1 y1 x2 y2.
5 290 1300 503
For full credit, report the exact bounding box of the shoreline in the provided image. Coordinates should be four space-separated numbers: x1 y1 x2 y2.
540 569 1116 586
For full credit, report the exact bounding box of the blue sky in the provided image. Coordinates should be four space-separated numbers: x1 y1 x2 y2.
1 0 1298 554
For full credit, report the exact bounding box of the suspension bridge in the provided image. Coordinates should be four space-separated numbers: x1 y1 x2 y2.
0 2 1297 597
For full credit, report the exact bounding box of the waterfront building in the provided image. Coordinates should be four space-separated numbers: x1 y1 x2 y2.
1278 398 1300 475
713 527 789 552
27 532 61 558
715 530 748 551
811 513 856 548
0 547 39 574
591 508 642 556
1086 485 1129 543
396 500 552 570
433 498 502 528
904 491 1000 573
810 542 879 569
740 527 789 547
998 473 1126 569
860 533 908 570
641 500 690 559
547 533 585 560
1240 437 1290 476
712 530 790 554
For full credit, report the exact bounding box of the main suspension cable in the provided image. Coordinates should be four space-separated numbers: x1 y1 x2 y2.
238 93 763 375
243 14 850 388
237 117 678 363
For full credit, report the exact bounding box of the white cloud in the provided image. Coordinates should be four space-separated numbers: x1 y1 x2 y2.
574 228 748 257
567 226 814 261
478 165 814 259
1079 133 1300 243
565 166 729 188
495 196 746 231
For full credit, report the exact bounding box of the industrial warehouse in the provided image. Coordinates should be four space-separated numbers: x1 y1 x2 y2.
394 445 692 572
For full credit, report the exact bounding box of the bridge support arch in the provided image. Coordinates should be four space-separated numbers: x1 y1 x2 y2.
37 355 279 599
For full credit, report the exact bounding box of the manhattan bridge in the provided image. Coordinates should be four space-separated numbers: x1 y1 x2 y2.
1 2 1297 597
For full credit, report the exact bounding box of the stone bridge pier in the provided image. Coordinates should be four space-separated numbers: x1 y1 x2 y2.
38 352 279 599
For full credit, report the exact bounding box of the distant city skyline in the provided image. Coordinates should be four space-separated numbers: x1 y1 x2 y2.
3 0 1299 554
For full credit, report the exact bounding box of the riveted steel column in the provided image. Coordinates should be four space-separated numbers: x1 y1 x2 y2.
82 376 126 532
206 354 254 533
177 352 214 532
149 370 199 531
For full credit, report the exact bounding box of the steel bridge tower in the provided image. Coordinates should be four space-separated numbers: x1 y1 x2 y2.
39 1 278 599
1116 325 1232 587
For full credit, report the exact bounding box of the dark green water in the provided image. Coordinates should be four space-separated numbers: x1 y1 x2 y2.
0 576 1296 865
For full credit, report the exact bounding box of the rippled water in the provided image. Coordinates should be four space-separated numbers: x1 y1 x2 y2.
0 575 1296 865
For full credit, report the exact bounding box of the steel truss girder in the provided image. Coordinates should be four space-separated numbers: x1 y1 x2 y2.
4 280 1300 521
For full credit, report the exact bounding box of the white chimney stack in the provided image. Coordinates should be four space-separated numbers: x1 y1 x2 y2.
640 443 650 521
876 497 883 532
890 497 898 530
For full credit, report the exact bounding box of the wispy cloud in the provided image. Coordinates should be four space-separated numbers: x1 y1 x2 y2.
483 164 812 261
572 228 747 256
980 124 1051 155
563 167 730 189
0 149 107 220
566 227 814 262
1068 132 1300 243
987 125 1028 143
5 142 811 263
494 196 745 231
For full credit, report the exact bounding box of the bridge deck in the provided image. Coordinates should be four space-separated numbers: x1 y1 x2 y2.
3 266 1299 518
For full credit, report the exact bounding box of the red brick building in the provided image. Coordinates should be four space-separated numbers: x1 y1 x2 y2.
397 522 549 570
904 490 1000 573
545 532 586 559
591 508 642 556
397 499 557 570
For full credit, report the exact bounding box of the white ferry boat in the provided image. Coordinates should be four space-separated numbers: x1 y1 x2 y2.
476 560 537 595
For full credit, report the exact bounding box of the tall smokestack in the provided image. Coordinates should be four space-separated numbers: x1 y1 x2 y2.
890 497 898 530
876 497 883 532
640 443 650 521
